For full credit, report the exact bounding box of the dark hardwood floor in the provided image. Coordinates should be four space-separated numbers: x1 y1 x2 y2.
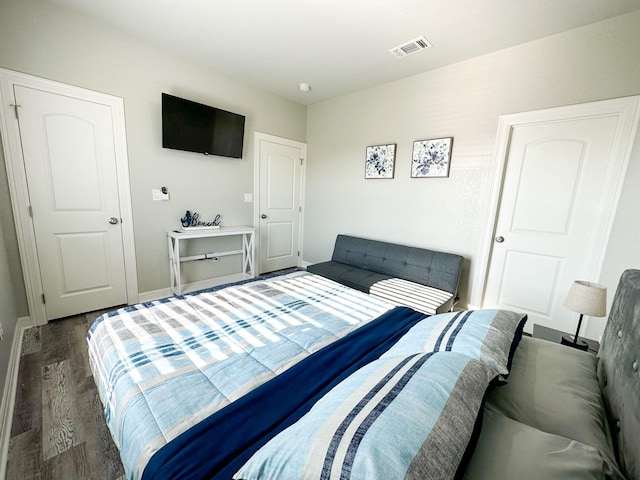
6 309 125 480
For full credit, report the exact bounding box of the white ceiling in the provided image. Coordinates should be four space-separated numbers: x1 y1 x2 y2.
50 0 640 105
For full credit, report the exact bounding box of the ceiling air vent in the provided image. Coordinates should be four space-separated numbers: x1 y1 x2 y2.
389 35 432 59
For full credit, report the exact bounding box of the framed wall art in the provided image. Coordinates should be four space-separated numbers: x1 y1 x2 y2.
411 137 453 178
365 143 396 179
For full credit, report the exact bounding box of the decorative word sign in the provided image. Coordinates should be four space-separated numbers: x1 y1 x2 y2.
181 210 222 228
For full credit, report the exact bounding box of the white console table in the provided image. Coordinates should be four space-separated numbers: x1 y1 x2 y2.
167 226 255 295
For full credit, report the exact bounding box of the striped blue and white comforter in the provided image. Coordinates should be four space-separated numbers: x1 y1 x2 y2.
87 271 393 480
235 352 498 480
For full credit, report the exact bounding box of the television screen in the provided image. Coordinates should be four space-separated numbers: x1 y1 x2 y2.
162 93 245 158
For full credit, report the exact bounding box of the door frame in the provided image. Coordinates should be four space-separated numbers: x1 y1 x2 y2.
253 131 307 274
471 96 640 311
0 68 138 325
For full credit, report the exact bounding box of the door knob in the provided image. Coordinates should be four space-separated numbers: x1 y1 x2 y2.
495 235 504 243
261 214 267 219
109 217 119 225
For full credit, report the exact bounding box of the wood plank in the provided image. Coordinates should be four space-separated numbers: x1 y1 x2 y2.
78 381 125 480
6 428 42 480
41 360 84 460
41 443 90 480
70 323 92 380
10 349 43 437
41 320 72 365
21 326 42 356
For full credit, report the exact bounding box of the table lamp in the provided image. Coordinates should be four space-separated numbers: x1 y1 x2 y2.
561 280 607 350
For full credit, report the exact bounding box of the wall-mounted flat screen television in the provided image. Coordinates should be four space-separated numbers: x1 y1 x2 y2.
162 93 245 158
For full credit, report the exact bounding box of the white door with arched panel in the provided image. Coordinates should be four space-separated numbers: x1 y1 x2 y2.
481 98 639 336
15 85 129 320
256 133 305 274
0 68 138 323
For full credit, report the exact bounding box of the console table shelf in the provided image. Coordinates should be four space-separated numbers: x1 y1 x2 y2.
167 226 255 295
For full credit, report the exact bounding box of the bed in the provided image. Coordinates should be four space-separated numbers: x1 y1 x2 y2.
88 268 639 480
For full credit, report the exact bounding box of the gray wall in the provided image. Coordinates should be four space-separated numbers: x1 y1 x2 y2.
0 132 21 399
0 216 18 406
0 0 307 309
0 134 27 317
303 11 640 340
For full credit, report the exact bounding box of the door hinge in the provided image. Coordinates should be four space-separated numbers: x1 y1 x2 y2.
300 158 303 165
298 206 301 213
297 251 300 257
9 103 20 121
41 293 46 304
28 205 33 217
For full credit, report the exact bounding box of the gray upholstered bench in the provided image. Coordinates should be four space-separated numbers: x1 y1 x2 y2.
307 234 463 314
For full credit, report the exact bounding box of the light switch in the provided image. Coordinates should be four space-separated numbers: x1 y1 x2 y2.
152 189 170 201
244 193 253 203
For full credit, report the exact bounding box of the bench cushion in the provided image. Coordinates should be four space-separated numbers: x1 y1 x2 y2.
370 278 455 315
329 235 463 294
462 409 618 480
485 336 619 475
306 260 390 293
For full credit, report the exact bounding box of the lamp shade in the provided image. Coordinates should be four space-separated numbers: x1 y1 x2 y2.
563 280 607 317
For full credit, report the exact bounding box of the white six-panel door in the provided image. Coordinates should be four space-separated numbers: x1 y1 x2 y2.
481 97 640 335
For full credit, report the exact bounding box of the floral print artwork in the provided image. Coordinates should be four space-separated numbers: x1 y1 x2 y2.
411 137 452 177
365 144 396 178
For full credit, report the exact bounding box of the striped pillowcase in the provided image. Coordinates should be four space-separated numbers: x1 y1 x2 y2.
380 309 527 375
233 352 499 480
369 277 454 315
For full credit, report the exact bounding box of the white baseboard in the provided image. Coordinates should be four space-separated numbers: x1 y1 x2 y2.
137 287 172 303
138 273 252 303
0 316 33 479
